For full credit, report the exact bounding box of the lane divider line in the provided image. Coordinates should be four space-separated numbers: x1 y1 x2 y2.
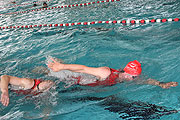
0 18 179 30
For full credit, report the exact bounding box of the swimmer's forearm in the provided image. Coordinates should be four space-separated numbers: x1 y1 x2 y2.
48 58 88 72
145 79 161 86
0 75 10 106
145 78 178 89
62 64 87 72
0 75 10 93
62 64 101 77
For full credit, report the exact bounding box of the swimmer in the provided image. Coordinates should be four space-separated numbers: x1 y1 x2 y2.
0 75 54 106
42 2 48 8
47 58 178 88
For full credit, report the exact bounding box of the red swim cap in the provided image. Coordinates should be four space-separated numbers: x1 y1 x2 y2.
123 60 142 76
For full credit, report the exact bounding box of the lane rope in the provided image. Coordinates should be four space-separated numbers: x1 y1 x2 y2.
0 0 50 10
0 18 179 30
0 0 120 16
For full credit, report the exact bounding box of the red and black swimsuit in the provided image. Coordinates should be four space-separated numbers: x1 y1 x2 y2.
75 68 120 87
12 79 42 95
31 79 42 90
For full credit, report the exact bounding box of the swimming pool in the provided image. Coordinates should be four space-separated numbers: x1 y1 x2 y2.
0 0 180 119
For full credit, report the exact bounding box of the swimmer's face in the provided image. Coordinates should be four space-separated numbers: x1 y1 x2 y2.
39 80 54 91
119 72 136 81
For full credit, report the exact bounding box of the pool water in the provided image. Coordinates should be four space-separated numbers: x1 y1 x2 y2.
0 0 180 119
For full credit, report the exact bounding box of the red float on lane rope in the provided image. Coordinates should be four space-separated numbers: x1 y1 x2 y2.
174 18 179 22
121 20 126 24
131 20 135 24
151 19 156 23
140 20 145 23
162 19 167 22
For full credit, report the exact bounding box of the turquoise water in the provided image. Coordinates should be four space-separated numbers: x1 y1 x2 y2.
0 0 180 119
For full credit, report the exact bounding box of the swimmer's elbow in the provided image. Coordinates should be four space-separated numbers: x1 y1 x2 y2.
1 75 10 81
81 65 89 71
1 75 8 78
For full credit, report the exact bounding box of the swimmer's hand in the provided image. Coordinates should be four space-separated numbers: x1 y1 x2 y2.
1 91 9 106
159 82 178 89
145 79 178 89
48 58 64 72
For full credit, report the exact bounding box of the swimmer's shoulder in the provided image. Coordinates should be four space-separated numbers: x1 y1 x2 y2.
96 66 111 79
99 66 111 71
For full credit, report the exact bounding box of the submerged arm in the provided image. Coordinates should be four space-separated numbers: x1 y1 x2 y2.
144 78 178 89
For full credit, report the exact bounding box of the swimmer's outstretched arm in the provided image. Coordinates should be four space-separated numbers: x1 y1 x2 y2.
143 78 178 89
48 58 111 79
